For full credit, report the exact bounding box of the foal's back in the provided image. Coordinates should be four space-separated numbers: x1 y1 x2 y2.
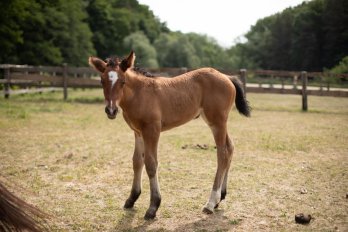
147 68 236 130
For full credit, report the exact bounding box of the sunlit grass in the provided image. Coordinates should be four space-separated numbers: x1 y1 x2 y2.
0 90 347 231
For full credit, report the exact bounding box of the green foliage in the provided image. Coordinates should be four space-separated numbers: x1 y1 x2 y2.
186 33 231 68
154 32 234 69
164 33 200 68
0 0 30 64
86 0 165 58
0 0 346 70
86 0 135 58
0 0 234 69
329 56 348 74
238 0 348 71
54 0 96 66
15 0 64 65
0 0 95 66
123 31 159 68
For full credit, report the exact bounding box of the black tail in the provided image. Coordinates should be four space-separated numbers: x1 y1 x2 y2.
230 76 251 117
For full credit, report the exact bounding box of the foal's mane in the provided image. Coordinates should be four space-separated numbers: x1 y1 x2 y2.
105 56 119 68
105 56 155 78
133 66 155 78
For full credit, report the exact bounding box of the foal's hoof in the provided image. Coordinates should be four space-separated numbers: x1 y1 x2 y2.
123 200 134 209
144 209 157 220
202 206 214 214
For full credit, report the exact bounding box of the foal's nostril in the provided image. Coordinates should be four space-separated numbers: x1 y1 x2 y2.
105 106 118 116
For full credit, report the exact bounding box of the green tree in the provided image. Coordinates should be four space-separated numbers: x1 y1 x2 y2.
232 0 348 71
291 0 324 71
322 0 348 69
53 0 96 66
0 0 95 66
226 43 258 70
15 0 63 65
123 31 159 68
330 56 348 74
87 0 166 58
87 0 134 58
169 35 200 68
154 32 200 68
0 0 31 63
154 32 233 69
153 33 176 67
186 33 230 69
243 16 274 69
268 9 295 70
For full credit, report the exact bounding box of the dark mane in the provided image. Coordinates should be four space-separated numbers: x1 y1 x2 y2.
106 56 154 77
133 66 155 78
105 56 119 68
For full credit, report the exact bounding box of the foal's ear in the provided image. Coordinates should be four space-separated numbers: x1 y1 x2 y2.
120 51 136 72
88 56 106 73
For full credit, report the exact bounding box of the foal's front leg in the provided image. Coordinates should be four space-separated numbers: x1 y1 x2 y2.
124 133 145 209
142 125 161 220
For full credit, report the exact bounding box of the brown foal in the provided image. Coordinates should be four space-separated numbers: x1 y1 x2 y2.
89 51 250 220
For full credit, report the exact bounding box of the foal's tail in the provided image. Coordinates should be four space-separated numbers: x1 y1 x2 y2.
229 76 251 117
0 181 49 232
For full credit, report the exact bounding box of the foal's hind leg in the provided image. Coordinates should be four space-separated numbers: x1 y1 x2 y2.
215 134 234 208
203 123 233 214
124 133 145 209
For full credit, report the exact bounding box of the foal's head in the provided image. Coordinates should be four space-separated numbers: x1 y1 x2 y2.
88 51 136 119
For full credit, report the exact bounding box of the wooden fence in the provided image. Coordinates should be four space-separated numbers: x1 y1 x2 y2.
238 69 348 111
1 64 347 111
0 64 100 100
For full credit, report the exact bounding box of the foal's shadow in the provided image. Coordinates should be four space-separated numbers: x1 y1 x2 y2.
112 208 137 231
174 209 237 232
112 208 164 232
112 208 236 232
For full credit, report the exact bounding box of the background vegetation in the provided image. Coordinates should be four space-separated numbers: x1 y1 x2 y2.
0 0 347 71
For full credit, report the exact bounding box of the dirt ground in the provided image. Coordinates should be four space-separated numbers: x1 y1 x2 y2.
0 91 347 231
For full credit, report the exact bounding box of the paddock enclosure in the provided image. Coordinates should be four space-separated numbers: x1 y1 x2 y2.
1 64 347 111
0 89 347 231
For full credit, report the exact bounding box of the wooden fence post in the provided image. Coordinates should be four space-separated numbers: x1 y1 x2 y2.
239 69 247 95
63 63 68 100
293 75 298 89
4 67 10 99
301 71 308 111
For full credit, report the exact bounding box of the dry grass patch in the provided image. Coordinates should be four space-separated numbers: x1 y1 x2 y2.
0 91 347 231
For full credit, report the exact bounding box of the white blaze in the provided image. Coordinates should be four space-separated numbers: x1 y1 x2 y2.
108 71 118 88
107 71 119 108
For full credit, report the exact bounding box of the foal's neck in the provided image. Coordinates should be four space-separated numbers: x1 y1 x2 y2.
125 70 153 89
120 71 150 110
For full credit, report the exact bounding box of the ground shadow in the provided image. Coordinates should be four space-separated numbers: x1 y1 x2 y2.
112 208 239 232
112 208 137 232
112 208 168 232
173 209 239 232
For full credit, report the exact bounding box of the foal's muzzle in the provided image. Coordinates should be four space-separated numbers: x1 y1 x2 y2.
105 106 118 120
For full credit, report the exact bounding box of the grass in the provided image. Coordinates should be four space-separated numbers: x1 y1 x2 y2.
0 90 347 231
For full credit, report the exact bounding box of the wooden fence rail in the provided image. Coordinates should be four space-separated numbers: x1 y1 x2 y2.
1 64 347 111
0 64 100 100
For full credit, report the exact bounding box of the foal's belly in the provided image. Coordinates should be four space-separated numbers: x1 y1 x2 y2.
160 107 201 131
